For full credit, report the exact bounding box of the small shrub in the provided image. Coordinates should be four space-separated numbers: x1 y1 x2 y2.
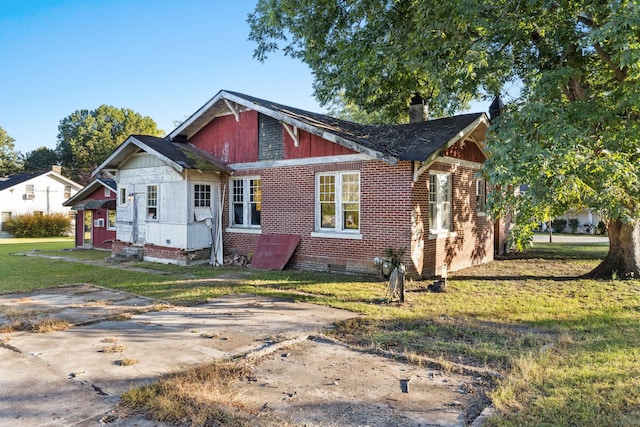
5 213 71 237
568 218 580 234
507 222 535 252
551 219 567 234
596 221 607 235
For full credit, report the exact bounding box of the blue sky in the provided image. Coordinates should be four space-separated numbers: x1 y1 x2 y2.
1 0 325 153
1 0 489 154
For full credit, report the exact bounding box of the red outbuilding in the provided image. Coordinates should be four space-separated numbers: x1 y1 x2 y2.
63 178 117 250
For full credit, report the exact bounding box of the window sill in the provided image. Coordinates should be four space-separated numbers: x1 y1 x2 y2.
428 231 458 240
477 212 487 217
311 231 363 240
226 227 262 234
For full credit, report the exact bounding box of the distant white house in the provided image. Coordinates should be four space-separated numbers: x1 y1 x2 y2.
0 166 83 232
555 208 603 234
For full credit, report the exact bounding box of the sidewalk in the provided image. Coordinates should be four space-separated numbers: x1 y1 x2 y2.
533 233 609 244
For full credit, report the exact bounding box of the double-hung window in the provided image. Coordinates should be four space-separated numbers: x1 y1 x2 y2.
146 185 158 220
230 177 261 228
429 172 451 233
476 179 487 214
107 210 116 230
316 171 360 233
194 184 211 208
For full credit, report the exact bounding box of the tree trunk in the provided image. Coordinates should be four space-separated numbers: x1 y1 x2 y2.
587 219 640 279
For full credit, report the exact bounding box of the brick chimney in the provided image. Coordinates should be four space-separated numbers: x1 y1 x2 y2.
51 165 62 174
489 95 504 120
409 93 428 123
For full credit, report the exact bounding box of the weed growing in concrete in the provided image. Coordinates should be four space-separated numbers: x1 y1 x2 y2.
101 344 125 353
121 360 258 426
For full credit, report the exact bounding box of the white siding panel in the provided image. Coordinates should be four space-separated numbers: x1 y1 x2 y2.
187 222 214 249
121 153 164 170
116 223 134 243
114 155 224 253
145 222 186 248
0 173 80 218
160 181 188 224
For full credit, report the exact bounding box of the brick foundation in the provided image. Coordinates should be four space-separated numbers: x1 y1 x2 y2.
112 240 212 266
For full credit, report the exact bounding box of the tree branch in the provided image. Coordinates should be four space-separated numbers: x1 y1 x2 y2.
593 42 628 82
577 14 628 82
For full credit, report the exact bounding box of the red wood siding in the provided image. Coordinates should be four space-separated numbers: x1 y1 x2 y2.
90 209 115 250
74 185 116 250
444 140 486 163
283 128 357 159
190 111 259 164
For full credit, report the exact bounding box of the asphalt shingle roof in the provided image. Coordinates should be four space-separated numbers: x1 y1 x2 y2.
131 135 232 172
0 171 47 192
207 91 486 162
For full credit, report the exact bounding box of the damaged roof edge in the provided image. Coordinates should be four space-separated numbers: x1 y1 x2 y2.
167 90 398 165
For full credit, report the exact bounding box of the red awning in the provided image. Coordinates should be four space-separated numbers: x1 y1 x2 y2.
72 199 116 211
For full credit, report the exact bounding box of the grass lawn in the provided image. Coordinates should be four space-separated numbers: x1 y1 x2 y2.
1 238 639 426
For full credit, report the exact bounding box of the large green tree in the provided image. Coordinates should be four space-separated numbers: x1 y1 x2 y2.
249 0 640 278
0 126 24 176
56 105 162 183
23 147 59 172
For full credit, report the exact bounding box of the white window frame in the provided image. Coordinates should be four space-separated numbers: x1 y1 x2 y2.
429 172 451 234
476 178 487 215
314 171 361 236
194 183 212 208
107 210 116 230
146 185 158 221
104 187 111 197
229 177 261 229
64 185 72 199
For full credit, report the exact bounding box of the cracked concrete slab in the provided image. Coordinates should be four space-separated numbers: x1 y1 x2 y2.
0 285 486 426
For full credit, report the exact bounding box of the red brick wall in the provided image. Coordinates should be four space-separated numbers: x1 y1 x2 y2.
222 160 414 275
412 160 494 277
222 156 493 277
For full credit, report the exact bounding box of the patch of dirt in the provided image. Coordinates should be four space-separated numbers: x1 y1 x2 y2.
230 336 492 426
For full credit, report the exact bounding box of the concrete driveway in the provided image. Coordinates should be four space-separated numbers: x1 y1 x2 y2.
0 285 490 426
